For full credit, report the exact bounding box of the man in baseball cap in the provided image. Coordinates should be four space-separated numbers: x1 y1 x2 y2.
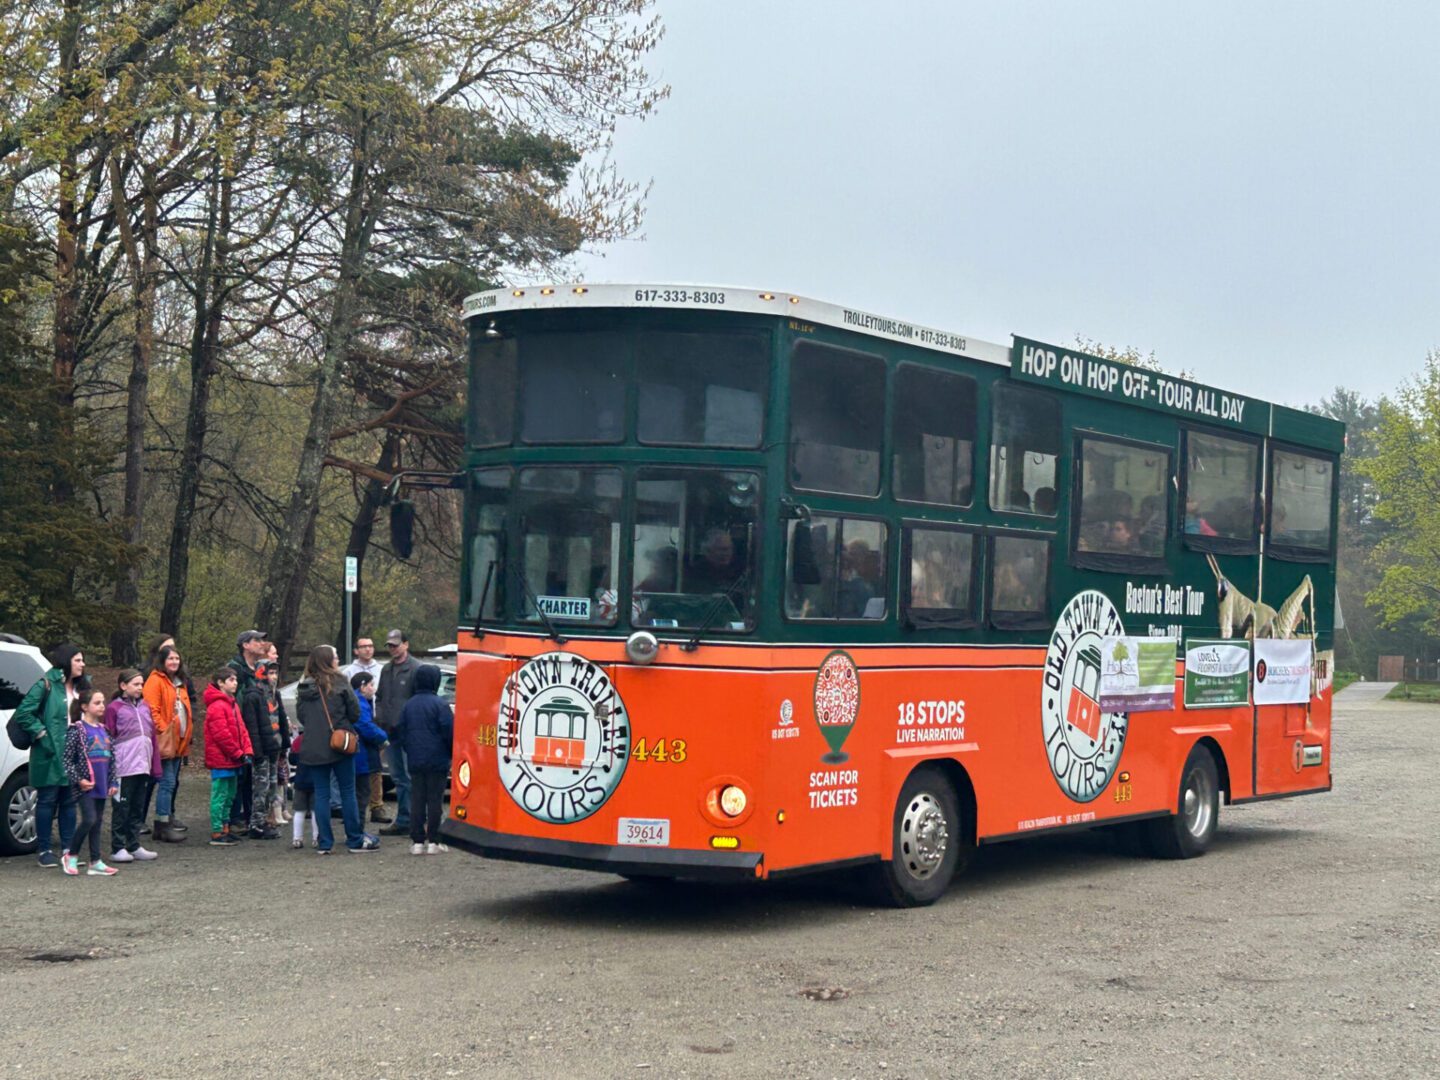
376 629 419 835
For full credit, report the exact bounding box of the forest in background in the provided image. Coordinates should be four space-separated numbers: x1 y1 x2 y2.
0 0 665 672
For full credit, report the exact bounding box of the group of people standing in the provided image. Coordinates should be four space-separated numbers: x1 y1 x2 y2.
11 626 455 871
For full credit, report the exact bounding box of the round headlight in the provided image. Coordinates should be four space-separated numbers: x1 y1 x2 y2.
457 761 471 789
626 630 659 665
718 784 747 818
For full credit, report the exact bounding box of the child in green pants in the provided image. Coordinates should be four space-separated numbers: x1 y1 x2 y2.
202 670 252 846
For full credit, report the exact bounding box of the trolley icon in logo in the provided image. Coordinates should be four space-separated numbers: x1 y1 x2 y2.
530 695 589 769
1066 645 1104 742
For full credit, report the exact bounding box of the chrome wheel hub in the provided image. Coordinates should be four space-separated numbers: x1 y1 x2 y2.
10 784 37 846
901 792 950 880
1182 767 1214 839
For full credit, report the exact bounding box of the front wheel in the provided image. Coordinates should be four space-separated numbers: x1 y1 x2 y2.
0 769 37 855
868 766 967 907
1142 746 1220 859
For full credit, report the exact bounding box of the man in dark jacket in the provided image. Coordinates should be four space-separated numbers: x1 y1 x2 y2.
394 664 453 854
374 629 420 835
227 630 268 833
239 658 284 839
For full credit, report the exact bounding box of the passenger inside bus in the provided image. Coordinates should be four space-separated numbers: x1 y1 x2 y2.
838 539 883 619
686 527 741 595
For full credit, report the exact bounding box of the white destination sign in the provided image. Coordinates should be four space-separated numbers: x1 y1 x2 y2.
535 595 592 621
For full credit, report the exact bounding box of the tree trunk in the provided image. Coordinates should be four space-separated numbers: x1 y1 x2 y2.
255 144 385 656
337 431 400 652
159 156 228 635
50 0 82 496
108 156 157 665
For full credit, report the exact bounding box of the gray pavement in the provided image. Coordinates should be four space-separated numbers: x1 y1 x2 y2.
1 689 1436 1079
1333 679 1398 705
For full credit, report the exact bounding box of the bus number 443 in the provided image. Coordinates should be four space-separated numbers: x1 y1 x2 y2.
631 738 687 764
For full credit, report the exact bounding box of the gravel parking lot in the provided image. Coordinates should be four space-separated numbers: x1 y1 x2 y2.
1 688 1436 1080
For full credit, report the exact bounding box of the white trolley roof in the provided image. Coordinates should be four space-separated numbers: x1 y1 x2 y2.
461 283 1009 367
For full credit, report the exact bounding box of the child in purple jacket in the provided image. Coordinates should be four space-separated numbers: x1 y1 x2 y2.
104 669 162 863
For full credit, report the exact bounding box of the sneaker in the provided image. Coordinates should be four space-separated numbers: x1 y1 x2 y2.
291 839 304 850
209 832 240 847
316 847 332 855
60 853 79 876
111 849 135 863
410 842 425 856
426 843 449 855
36 851 58 869
247 827 279 840
87 860 118 876
132 846 159 861
348 835 380 853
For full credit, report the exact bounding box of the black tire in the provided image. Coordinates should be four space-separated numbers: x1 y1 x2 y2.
0 768 37 856
868 766 967 907
1142 745 1220 859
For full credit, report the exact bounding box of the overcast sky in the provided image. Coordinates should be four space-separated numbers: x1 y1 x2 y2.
570 0 1439 408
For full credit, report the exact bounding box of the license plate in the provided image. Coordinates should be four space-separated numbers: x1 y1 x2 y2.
617 817 670 847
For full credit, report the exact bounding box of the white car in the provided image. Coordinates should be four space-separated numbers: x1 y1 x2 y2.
0 637 52 855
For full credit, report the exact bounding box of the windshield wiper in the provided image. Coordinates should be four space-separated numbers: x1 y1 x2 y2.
470 559 496 641
517 561 566 645
681 569 749 653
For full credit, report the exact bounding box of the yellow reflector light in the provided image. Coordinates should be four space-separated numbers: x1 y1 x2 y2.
710 836 740 849
572 286 588 294
758 292 775 301
788 296 800 304
457 761 471 789
719 785 747 817
540 287 555 295
511 289 525 297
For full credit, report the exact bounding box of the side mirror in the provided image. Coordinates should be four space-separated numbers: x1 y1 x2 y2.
790 520 823 585
390 500 416 560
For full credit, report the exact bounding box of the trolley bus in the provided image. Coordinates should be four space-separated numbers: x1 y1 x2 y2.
435 283 1341 906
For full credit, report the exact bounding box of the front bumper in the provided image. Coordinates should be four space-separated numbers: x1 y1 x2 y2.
441 818 763 881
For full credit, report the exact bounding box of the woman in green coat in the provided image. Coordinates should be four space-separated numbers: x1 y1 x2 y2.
13 644 87 866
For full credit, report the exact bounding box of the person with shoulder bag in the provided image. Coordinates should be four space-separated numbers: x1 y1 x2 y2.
11 644 88 867
294 645 377 854
144 645 193 843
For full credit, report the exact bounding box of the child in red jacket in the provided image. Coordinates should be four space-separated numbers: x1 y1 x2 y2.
203 669 253 846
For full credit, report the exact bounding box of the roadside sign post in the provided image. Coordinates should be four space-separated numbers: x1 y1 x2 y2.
343 556 358 664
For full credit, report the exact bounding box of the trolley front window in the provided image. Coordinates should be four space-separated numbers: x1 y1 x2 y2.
632 469 761 629
519 333 626 444
463 468 511 621
637 331 769 447
516 467 623 626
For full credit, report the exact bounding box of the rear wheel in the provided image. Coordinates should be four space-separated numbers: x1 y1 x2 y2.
869 766 967 907
1142 746 1220 859
0 769 37 855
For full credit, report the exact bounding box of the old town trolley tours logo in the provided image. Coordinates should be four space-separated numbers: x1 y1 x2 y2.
1043 591 1128 802
498 651 631 824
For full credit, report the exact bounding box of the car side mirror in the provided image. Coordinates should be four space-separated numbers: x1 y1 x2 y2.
390 500 416 560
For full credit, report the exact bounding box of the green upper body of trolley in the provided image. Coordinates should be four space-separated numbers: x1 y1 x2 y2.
459 285 1342 653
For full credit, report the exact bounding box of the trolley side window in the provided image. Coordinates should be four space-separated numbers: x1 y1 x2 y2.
1072 435 1171 571
990 384 1061 515
469 333 517 447
785 515 889 621
1269 449 1335 559
988 533 1050 629
1181 430 1260 551
902 525 978 628
892 365 976 507
789 342 885 497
